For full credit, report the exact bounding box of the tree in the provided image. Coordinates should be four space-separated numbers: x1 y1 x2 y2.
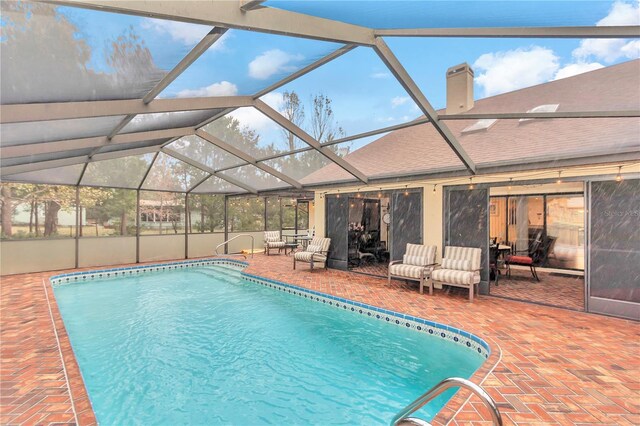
83 188 135 236
37 185 83 237
188 194 225 233
279 91 305 151
1 2 163 104
310 93 345 144
0 184 78 238
0 185 13 237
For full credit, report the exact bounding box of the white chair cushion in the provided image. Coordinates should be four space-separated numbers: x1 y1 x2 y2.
294 251 327 263
406 244 437 264
444 246 482 271
432 269 480 285
441 258 472 271
308 237 331 253
264 231 281 243
403 254 429 266
267 241 286 248
389 263 426 279
307 244 323 253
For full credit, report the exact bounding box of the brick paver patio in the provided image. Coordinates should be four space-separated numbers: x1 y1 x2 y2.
490 270 585 312
1 254 638 425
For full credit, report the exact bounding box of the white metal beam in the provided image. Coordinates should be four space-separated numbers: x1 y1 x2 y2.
163 147 259 194
194 108 237 131
101 28 226 158
1 96 254 124
373 37 477 174
253 100 369 183
253 117 433 162
322 117 432 147
1 127 194 158
253 44 357 98
375 26 640 38
137 152 159 190
1 145 164 177
439 110 640 120
195 130 302 188
41 0 376 45
91 146 163 161
194 44 357 131
186 173 213 193
145 28 228 105
1 156 89 177
239 0 264 12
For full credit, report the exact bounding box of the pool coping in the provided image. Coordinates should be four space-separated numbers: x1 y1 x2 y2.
48 257 502 425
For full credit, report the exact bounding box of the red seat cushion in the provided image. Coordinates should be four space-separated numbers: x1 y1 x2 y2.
506 255 533 265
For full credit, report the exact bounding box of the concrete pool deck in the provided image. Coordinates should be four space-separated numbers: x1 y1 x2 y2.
1 254 638 425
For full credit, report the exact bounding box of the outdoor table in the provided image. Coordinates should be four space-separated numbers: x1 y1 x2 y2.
283 243 298 256
295 236 313 249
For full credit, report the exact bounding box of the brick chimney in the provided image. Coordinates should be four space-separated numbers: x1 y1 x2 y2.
446 63 474 114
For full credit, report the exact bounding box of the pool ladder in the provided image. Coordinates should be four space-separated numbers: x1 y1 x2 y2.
391 377 503 426
215 234 255 259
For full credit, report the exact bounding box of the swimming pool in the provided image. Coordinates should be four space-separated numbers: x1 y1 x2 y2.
52 260 488 425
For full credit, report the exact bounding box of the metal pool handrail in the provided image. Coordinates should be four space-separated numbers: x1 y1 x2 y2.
391 377 503 426
215 234 255 258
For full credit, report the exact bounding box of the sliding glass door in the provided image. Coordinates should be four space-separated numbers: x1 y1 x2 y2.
490 193 584 270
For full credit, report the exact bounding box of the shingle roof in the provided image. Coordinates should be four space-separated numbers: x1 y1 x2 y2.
303 59 640 184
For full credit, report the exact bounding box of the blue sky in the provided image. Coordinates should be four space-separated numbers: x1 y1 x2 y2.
53 1 640 150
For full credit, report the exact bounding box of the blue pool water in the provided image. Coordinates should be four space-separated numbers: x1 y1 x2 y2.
53 265 485 425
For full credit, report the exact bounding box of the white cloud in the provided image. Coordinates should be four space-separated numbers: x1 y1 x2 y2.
620 39 640 58
572 38 638 63
176 81 238 98
596 0 640 26
474 46 560 97
248 49 304 80
259 92 285 111
370 72 391 79
571 1 640 63
554 62 605 80
469 2 638 97
228 106 278 133
142 19 214 46
391 96 411 108
224 92 285 133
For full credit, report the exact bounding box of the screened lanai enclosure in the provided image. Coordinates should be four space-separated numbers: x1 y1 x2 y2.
1 1 639 316
3 1 639 187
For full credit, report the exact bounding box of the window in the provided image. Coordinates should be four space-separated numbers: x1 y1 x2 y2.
187 194 225 233
519 104 559 123
1 183 76 239
462 118 497 134
79 187 137 237
139 191 185 235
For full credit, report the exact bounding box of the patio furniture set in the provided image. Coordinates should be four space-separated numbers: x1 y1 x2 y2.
266 230 551 300
264 231 331 272
389 244 483 302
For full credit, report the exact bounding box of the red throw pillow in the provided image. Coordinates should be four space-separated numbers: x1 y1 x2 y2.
506 255 533 265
